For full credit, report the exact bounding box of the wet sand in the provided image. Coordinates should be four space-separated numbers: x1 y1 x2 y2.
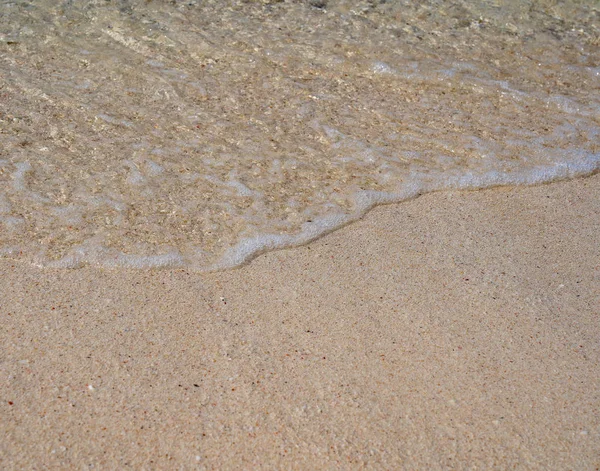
1 174 599 469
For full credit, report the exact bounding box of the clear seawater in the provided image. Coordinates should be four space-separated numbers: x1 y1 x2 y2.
1 0 598 269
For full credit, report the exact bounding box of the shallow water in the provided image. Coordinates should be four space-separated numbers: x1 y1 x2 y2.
1 0 599 269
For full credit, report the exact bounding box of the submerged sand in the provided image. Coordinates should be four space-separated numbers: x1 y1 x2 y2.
2 0 599 270
1 174 599 469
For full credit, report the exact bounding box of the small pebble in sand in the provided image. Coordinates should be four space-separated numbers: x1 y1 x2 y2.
309 0 327 8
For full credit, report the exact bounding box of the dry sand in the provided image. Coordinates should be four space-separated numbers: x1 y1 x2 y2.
1 174 599 470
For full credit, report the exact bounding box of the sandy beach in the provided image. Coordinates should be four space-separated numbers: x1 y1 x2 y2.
1 173 598 469
2 1 598 469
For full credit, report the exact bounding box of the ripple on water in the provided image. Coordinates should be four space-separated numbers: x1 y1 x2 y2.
0 0 599 269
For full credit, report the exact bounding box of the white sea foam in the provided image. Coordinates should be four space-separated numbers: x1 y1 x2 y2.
372 61 396 75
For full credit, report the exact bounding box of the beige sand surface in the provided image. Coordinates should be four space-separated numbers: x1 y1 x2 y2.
1 174 599 470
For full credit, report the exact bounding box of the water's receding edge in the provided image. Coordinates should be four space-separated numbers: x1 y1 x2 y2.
10 152 598 272
4 156 598 273
27 154 600 272
208 154 600 272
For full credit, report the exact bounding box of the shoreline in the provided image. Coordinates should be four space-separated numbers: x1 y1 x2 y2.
1 173 599 469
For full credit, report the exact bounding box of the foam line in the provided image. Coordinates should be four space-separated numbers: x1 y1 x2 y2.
210 153 600 271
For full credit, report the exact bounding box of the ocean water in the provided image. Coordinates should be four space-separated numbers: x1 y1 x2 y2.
1 0 598 270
